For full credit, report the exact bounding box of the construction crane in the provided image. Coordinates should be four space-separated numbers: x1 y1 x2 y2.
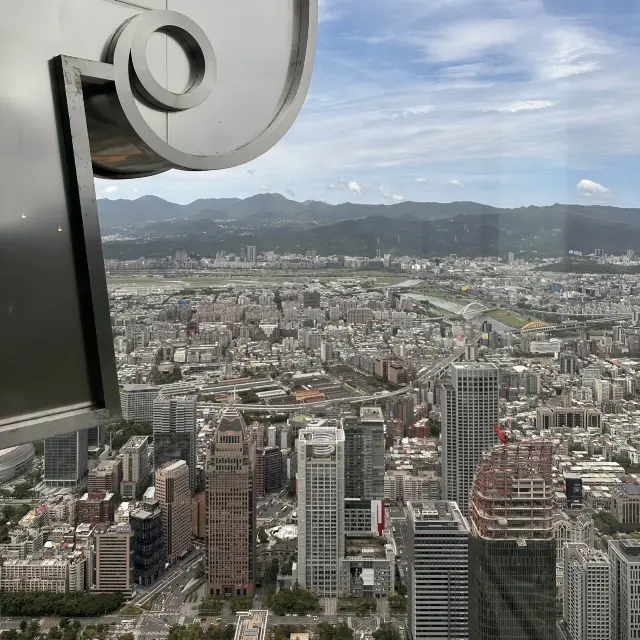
494 423 510 445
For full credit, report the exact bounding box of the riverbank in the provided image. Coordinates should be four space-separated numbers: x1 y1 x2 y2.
485 309 529 328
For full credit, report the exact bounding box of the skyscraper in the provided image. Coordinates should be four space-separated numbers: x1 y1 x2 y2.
130 500 165 586
153 396 198 491
610 540 640 640
441 362 499 514
406 501 469 640
120 435 151 500
246 245 257 263
343 407 385 500
44 430 88 487
93 523 134 594
206 408 256 597
155 460 192 565
563 543 610 640
297 422 345 598
468 438 555 640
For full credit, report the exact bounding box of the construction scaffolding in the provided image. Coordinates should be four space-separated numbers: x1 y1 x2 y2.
469 439 554 541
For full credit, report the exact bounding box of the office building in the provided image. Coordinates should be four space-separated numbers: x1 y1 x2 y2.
0 554 87 593
468 438 555 640
255 447 282 498
297 422 345 597
611 484 640 524
93 523 134 594
88 458 122 494
155 460 192 565
406 501 469 640
130 500 165 586
610 539 640 640
553 512 595 579
563 543 610 640
77 492 116 524
120 384 159 423
320 341 333 363
441 363 499 514
153 396 198 491
206 408 256 597
120 435 151 500
246 245 257 263
343 407 385 500
44 430 89 487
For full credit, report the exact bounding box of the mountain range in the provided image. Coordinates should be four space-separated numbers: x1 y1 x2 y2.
98 193 640 260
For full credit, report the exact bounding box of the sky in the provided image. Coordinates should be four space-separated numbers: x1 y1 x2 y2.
96 0 640 208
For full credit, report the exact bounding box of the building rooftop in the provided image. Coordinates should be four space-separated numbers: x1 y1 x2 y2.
407 500 469 531
121 435 149 449
122 384 158 392
233 610 269 640
344 536 388 558
360 406 384 422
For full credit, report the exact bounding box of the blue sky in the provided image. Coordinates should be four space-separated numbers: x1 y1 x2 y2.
96 0 640 208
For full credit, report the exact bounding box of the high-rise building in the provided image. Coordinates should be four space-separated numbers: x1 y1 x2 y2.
77 491 116 524
206 408 256 597
155 460 192 565
93 523 134 594
441 363 499 514
120 384 159 423
87 458 121 494
563 543 610 640
153 396 198 491
130 500 165 586
610 539 640 640
343 407 384 500
407 501 469 640
297 422 345 597
44 430 89 487
246 245 257 263
320 341 333 363
120 435 151 500
468 438 555 640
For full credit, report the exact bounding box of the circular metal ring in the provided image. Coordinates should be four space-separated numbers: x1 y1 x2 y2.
129 12 216 112
106 4 318 171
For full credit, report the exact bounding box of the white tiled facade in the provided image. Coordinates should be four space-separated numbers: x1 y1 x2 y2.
563 543 610 640
297 423 345 597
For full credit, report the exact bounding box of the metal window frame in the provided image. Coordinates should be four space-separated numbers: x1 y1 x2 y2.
0 57 121 448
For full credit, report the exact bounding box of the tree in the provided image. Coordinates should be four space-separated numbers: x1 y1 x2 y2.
229 596 253 613
285 476 296 498
372 624 400 640
317 623 353 640
257 527 269 544
429 420 441 438
267 588 319 615
199 597 224 616
119 635 135 640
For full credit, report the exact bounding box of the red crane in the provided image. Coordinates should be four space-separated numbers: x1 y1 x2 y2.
494 423 510 444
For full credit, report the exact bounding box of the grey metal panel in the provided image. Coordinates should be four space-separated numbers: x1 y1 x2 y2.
0 0 317 447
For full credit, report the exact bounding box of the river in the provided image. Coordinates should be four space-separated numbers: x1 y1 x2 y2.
405 293 513 333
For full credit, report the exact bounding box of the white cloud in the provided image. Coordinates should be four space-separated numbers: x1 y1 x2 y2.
348 180 363 195
489 100 556 113
285 189 296 198
576 179 612 199
380 184 404 202
133 188 139 193
414 177 428 183
385 105 435 119
101 185 118 195
448 179 465 188
419 19 524 62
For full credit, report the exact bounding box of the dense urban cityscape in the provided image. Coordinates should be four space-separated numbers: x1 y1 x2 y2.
2 243 640 639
